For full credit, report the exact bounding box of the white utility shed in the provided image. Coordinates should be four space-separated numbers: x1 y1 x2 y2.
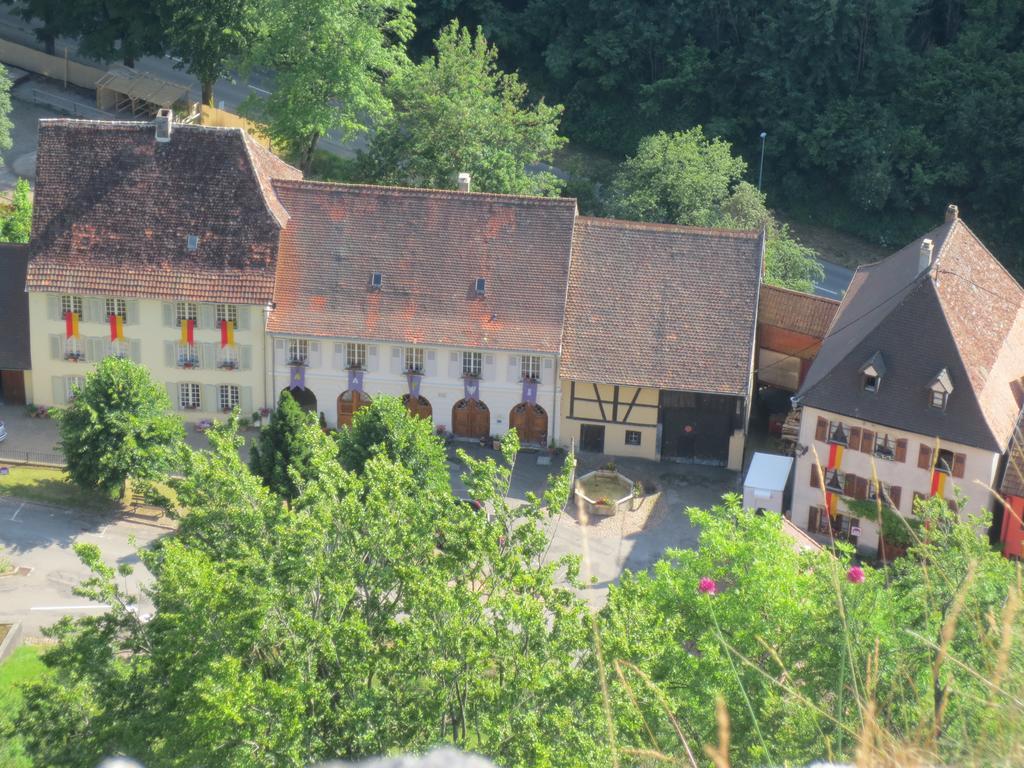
742 452 793 515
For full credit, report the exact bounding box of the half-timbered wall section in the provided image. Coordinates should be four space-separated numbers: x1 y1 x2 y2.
561 382 660 459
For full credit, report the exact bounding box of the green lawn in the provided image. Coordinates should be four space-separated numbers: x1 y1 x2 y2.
0 465 118 513
0 644 47 768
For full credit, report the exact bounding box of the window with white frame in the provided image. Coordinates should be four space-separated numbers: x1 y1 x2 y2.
873 433 896 460
105 298 127 320
288 338 309 365
65 376 85 401
521 355 542 382
462 351 482 378
824 468 845 493
404 346 424 373
218 384 239 412
61 295 83 317
177 342 199 367
179 382 201 410
217 344 239 368
930 390 948 409
346 343 367 370
867 480 891 505
827 420 849 446
215 304 238 325
64 336 83 360
176 302 198 325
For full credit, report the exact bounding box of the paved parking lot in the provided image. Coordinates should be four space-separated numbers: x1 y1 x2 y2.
0 497 164 636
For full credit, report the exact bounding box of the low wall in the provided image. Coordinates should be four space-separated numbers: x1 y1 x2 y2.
0 40 105 90
0 621 23 665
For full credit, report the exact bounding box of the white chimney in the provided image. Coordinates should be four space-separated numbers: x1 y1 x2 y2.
155 108 173 143
457 172 471 193
919 238 934 274
945 203 959 223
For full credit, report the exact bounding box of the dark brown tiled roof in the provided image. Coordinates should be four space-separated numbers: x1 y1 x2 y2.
0 243 30 370
267 181 577 352
561 217 763 395
798 217 1024 451
759 284 839 339
26 119 301 304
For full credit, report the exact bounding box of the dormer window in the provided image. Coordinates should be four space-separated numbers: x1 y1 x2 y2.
929 367 953 409
475 278 486 296
859 351 886 393
187 234 199 252
370 272 383 290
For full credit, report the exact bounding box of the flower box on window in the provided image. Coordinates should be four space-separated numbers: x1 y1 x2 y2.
462 372 481 380
287 358 307 367
218 361 239 370
64 352 84 362
404 367 424 375
180 358 199 369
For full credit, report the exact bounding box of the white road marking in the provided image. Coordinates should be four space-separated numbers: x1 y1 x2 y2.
82 524 108 539
31 604 111 611
816 287 840 297
9 502 24 521
248 84 272 95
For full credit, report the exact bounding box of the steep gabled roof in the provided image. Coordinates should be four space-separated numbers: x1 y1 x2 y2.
561 217 763 395
26 119 301 305
0 243 30 370
798 214 1024 451
267 180 578 352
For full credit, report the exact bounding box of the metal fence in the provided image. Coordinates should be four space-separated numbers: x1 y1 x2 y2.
30 88 110 119
0 446 65 467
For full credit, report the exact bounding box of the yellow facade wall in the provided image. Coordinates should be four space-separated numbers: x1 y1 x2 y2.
28 292 269 421
559 380 660 460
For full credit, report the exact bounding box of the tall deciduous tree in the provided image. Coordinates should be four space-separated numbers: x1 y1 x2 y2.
248 389 324 502
58 0 165 67
55 357 184 499
160 0 259 106
363 22 566 195
0 65 13 154
0 0 66 54
241 0 414 172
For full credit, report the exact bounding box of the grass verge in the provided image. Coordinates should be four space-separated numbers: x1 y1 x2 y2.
0 644 46 768
0 465 117 512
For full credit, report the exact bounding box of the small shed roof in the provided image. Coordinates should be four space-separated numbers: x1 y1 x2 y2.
744 452 794 493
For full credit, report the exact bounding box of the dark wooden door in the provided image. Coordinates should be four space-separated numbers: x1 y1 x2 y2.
337 390 370 427
452 399 490 438
660 392 734 465
509 403 548 445
579 424 605 453
403 394 433 422
0 371 26 405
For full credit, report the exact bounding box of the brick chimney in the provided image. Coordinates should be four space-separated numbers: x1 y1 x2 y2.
457 172 471 193
945 203 959 223
919 238 934 274
155 108 173 143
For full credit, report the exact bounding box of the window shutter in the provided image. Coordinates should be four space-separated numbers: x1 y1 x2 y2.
895 438 908 462
448 352 460 379
167 382 178 409
52 376 66 405
332 343 344 369
204 385 218 412
859 429 874 455
87 337 103 361
889 486 902 510
49 334 62 360
240 386 254 415
483 354 496 381
240 345 253 371
952 452 966 479
918 444 933 470
198 304 216 329
200 342 216 370
808 506 819 532
47 294 60 321
810 463 821 488
163 303 175 327
126 301 140 325
848 427 861 451
844 472 856 497
237 306 251 331
129 339 142 362
815 417 827 442
164 341 176 368
507 356 520 382
367 345 379 372
425 350 437 377
390 347 402 374
84 298 103 323
309 341 322 368
855 476 868 500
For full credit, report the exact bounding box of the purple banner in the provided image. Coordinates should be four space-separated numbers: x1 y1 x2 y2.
348 369 364 393
464 377 480 401
522 378 538 404
407 373 422 398
288 365 305 390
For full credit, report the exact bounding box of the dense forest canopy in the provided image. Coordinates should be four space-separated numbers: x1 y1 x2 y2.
411 0 1024 267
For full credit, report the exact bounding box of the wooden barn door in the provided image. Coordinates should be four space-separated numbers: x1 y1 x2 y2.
509 403 548 445
452 399 490 438
403 394 433 422
337 390 370 428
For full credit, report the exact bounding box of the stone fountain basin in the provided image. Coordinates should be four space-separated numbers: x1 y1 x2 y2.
575 469 634 517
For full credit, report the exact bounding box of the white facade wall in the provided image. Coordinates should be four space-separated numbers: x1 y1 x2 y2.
791 404 1002 550
267 334 560 440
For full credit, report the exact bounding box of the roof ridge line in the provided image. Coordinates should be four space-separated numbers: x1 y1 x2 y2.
761 282 841 306
238 131 290 229
271 178 578 205
576 215 759 238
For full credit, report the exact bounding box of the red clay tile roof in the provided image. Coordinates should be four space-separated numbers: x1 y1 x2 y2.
0 243 30 370
561 217 764 395
267 181 577 352
799 216 1024 451
759 284 839 339
26 119 301 304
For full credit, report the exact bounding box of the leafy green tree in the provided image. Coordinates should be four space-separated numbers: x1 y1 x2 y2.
248 389 324 502
1 178 32 243
58 0 165 67
0 65 13 154
241 0 414 172
610 129 823 292
0 0 66 54
160 0 260 106
20 414 604 767
55 357 184 499
363 22 566 195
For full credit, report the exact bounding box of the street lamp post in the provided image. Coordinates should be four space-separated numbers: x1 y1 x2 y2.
757 131 767 192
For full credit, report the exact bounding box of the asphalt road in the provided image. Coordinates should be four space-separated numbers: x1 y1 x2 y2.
0 497 163 636
813 258 854 300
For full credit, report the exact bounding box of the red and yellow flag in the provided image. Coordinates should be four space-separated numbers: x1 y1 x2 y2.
64 311 79 340
930 469 947 498
220 319 235 348
180 318 195 345
109 314 124 342
827 443 844 469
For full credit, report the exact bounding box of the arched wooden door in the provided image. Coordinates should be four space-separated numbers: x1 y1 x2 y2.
337 390 371 428
402 394 433 422
451 398 490 438
509 402 548 445
283 387 317 413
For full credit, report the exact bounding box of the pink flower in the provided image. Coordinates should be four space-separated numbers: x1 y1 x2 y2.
847 565 865 584
698 577 717 595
